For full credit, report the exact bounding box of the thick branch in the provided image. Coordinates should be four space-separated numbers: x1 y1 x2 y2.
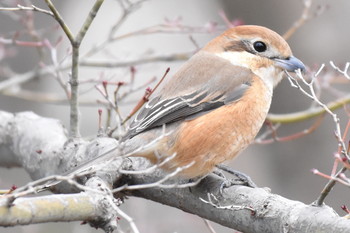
0 178 119 232
0 193 98 225
1 110 349 232
125 168 350 233
0 111 118 181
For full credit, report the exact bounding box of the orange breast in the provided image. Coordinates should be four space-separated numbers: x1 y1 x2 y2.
166 75 272 177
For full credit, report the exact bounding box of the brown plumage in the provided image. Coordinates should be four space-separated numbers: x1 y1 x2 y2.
77 25 306 178
122 25 305 177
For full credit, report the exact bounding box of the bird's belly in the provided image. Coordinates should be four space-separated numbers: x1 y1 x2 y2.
165 77 272 177
167 109 266 177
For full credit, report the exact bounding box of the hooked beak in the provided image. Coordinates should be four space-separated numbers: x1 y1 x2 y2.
274 56 306 73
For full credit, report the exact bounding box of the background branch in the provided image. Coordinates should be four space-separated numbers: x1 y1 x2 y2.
267 93 350 123
43 0 104 138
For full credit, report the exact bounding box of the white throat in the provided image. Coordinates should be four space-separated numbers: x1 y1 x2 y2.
215 51 282 92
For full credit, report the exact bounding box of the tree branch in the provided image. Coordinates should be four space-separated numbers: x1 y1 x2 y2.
0 4 54 17
0 193 99 225
0 176 121 232
43 0 104 138
43 0 74 43
0 111 118 181
126 170 350 233
1 110 349 232
79 52 192 68
267 93 350 123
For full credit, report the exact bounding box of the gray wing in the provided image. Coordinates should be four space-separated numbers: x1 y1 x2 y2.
123 51 254 140
124 83 250 140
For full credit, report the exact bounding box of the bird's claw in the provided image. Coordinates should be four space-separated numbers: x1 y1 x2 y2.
215 164 257 195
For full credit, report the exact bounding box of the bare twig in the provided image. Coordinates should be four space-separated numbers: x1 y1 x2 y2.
116 206 140 233
200 193 255 213
0 37 46 47
84 0 146 58
314 166 348 206
312 167 350 188
296 70 348 160
0 67 51 91
283 0 327 40
203 219 217 233
80 52 191 68
330 61 350 80
112 160 199 193
0 4 54 17
83 20 223 58
45 39 71 98
43 0 74 42
283 0 313 40
43 0 104 138
267 94 350 124
256 115 324 144
122 67 170 124
285 68 350 206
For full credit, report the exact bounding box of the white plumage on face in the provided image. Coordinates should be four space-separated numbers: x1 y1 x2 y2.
126 25 305 141
203 25 305 89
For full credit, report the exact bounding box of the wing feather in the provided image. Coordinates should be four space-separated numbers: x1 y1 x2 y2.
124 51 254 139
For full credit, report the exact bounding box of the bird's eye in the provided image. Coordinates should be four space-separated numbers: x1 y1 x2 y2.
253 41 267 53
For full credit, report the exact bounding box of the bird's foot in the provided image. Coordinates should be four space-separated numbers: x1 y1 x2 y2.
215 164 257 194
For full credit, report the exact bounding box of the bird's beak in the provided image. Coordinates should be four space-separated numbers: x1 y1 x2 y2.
274 56 305 73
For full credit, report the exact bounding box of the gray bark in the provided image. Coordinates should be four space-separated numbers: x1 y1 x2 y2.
0 110 349 232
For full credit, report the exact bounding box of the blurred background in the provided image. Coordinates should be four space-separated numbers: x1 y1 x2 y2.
1 0 350 232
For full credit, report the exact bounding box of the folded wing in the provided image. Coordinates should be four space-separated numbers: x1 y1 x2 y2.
124 51 254 139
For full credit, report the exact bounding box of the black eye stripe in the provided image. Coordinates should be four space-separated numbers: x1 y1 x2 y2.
253 41 267 53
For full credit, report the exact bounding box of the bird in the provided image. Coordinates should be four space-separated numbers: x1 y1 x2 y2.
55 25 305 187
117 25 306 178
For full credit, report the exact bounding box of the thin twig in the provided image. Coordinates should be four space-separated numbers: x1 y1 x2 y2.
200 193 255 213
267 94 350 124
83 0 146 58
314 166 347 206
0 4 54 17
115 206 140 233
80 52 191 68
330 61 350 80
283 0 313 40
43 0 104 138
45 39 71 98
122 67 170 124
0 37 46 47
203 219 217 233
112 161 199 193
256 115 324 144
44 0 74 43
285 69 350 206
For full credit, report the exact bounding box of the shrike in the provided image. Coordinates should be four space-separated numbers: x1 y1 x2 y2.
61 25 305 183
120 25 305 177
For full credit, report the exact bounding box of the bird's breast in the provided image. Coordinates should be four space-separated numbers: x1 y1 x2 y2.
167 75 272 177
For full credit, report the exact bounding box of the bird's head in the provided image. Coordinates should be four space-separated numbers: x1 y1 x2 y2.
203 25 305 89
